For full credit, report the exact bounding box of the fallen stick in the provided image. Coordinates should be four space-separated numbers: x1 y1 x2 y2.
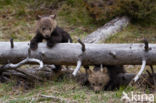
133 59 146 82
72 39 86 76
39 94 78 103
0 58 43 71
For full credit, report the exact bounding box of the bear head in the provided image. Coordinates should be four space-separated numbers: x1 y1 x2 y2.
36 15 57 38
87 67 110 93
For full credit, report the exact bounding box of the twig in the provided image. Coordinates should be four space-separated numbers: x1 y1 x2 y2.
39 95 78 103
15 69 44 82
10 38 14 48
78 39 85 52
100 64 103 69
149 65 156 87
0 47 44 71
109 51 117 58
143 38 151 52
0 48 44 82
72 39 86 76
72 60 82 76
0 58 43 71
150 65 154 74
146 70 152 77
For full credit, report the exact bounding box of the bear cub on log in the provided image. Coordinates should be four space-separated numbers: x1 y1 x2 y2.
30 14 72 50
87 65 126 93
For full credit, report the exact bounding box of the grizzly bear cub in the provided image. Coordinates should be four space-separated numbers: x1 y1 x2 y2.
87 65 126 93
30 15 72 50
87 67 110 93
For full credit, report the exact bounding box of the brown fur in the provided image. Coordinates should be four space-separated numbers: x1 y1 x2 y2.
30 15 72 72
36 15 57 38
30 14 72 50
87 67 110 93
86 65 126 92
105 65 126 90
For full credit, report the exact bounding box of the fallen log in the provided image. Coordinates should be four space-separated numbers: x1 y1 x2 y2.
83 16 129 43
0 42 156 65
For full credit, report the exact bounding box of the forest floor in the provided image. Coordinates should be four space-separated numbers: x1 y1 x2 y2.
0 0 156 103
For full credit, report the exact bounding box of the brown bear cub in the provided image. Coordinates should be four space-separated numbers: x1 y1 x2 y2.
87 67 110 93
30 14 72 50
30 15 72 70
87 65 126 93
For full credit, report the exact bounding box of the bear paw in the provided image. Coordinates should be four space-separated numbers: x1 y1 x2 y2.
47 42 54 48
30 43 38 50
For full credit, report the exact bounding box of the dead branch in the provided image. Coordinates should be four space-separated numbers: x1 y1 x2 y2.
147 65 156 88
15 69 44 82
0 58 43 71
143 38 151 52
72 60 82 76
0 47 44 82
10 38 14 48
0 47 43 72
132 59 146 84
78 39 86 52
150 65 155 74
129 39 150 85
39 95 78 103
72 39 86 76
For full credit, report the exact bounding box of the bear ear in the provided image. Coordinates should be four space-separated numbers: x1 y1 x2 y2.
101 67 108 74
87 69 92 75
50 14 56 19
36 15 42 20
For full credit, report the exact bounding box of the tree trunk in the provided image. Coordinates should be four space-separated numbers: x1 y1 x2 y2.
0 42 155 65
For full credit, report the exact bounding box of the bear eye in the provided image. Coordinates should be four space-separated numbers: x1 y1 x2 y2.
42 27 46 31
99 83 102 86
92 83 95 86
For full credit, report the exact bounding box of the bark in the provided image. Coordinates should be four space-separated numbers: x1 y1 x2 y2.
83 16 129 43
0 42 156 65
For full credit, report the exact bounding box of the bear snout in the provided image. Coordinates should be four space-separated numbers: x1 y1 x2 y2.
94 86 101 93
45 34 50 38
